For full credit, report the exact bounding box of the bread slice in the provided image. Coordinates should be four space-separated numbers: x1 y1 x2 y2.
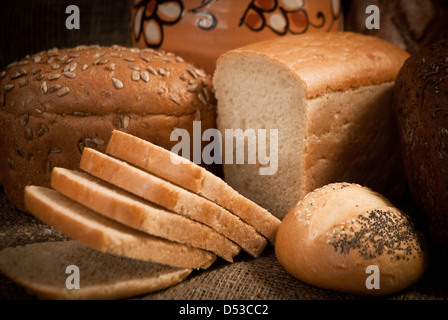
213 32 410 219
80 148 267 257
50 167 241 262
0 241 192 300
106 130 280 244
24 186 216 269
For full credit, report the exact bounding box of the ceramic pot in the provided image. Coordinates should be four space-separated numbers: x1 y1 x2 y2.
131 0 343 74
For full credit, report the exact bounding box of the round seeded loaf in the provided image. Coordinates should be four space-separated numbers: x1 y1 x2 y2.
275 183 427 296
0 45 216 212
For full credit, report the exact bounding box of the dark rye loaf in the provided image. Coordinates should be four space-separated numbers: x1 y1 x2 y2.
0 45 216 212
393 39 448 253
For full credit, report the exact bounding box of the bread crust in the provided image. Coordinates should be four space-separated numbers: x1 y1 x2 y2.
217 32 410 99
80 148 268 257
275 183 427 296
106 130 281 244
24 186 217 270
0 45 216 211
51 167 241 262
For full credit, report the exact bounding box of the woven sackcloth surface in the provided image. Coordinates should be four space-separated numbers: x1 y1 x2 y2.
1 187 448 300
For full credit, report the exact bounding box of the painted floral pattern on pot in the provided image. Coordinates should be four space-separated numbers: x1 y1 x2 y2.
240 0 342 35
133 0 184 47
131 0 343 73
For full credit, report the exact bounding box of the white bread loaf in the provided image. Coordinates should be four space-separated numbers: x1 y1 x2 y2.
50 167 241 262
213 32 410 218
106 130 280 244
24 186 217 270
0 241 192 300
275 183 427 296
79 148 268 257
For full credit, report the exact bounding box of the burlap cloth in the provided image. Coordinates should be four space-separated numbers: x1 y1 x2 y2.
1 187 447 300
1 0 447 300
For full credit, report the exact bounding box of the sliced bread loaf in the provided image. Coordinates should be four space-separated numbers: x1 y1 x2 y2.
80 148 268 257
106 130 280 244
0 241 192 300
24 186 217 270
50 167 241 262
213 32 410 218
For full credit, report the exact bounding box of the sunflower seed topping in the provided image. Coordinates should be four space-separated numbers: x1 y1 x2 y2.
37 124 49 136
131 71 140 81
63 71 76 79
40 81 47 94
20 114 29 127
112 77 123 89
123 116 130 129
82 64 89 71
195 69 206 78
10 72 22 80
158 68 165 76
203 87 210 102
141 71 149 82
0 71 5 79
197 92 207 105
52 63 60 70
19 80 28 88
128 65 140 71
3 83 14 92
57 54 68 61
57 87 70 97
187 68 198 79
47 47 59 57
124 57 135 62
94 52 106 58
64 62 77 72
105 63 116 71
147 66 157 75
94 58 108 65
139 55 151 63
48 84 61 93
93 138 106 146
175 56 184 63
47 73 61 81
187 82 199 92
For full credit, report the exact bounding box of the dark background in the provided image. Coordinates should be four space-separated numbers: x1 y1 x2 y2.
0 0 133 70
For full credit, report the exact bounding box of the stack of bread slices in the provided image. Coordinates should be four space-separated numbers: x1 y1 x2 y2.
17 130 280 298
